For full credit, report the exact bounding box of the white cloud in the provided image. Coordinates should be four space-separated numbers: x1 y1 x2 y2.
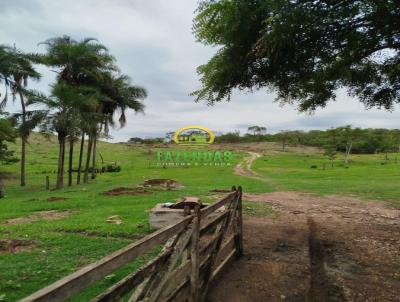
1 0 399 142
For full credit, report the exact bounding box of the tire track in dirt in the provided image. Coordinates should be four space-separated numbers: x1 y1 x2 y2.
307 218 346 302
208 192 400 302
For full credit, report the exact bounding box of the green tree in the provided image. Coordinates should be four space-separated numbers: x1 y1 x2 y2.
38 36 146 186
193 0 400 111
37 36 116 187
247 125 266 136
10 47 42 186
324 147 337 168
33 82 98 189
81 72 146 182
325 126 363 165
0 45 43 186
0 116 18 198
0 45 19 104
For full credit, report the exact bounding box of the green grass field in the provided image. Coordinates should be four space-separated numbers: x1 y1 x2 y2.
253 151 400 206
0 136 399 301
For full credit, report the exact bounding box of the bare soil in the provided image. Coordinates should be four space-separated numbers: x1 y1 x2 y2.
208 192 400 302
209 142 321 154
4 210 71 225
103 187 153 196
141 178 183 189
209 189 234 193
104 179 183 196
0 238 35 254
47 197 67 202
234 151 261 178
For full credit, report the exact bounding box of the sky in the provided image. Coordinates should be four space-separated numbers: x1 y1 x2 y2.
1 0 399 142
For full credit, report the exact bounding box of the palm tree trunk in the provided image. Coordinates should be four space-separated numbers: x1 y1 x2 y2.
21 137 26 186
91 134 97 179
68 137 74 186
77 132 85 184
19 92 26 186
61 138 66 184
56 135 66 189
84 135 93 184
0 178 4 198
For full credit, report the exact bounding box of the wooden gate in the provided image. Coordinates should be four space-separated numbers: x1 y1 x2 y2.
21 186 243 302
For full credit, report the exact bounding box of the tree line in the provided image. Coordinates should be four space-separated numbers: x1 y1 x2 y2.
216 126 400 157
0 36 147 197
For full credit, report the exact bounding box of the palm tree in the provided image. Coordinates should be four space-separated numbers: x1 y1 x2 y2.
37 36 147 186
38 36 116 86
0 45 17 104
0 116 17 198
37 36 116 187
11 48 41 186
32 82 98 189
0 45 41 186
84 73 146 181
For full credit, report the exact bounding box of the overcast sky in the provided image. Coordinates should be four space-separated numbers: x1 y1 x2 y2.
1 0 399 142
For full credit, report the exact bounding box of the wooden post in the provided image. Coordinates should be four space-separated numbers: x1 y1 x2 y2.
182 205 191 262
235 186 243 258
184 205 191 216
190 205 200 302
46 176 50 191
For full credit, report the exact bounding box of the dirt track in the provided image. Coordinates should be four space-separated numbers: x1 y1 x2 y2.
234 151 261 178
208 153 400 302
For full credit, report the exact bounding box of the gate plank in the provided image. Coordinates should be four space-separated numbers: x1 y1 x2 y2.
21 216 193 302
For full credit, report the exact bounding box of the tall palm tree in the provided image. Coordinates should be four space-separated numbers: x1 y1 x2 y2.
37 36 116 187
32 82 98 189
0 116 17 198
85 73 146 181
37 36 147 186
0 45 41 186
11 48 41 186
0 45 17 104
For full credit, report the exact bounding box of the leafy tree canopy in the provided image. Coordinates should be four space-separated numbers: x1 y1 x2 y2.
193 0 400 111
0 45 41 111
0 116 17 163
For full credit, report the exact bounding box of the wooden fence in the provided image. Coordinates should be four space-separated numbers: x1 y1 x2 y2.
21 186 243 302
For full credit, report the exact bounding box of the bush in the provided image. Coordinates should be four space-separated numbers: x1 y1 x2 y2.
105 164 121 172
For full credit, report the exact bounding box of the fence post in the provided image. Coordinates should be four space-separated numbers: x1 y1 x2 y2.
190 204 200 302
235 186 243 258
46 176 50 191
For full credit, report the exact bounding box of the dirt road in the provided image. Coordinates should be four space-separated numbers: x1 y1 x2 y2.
208 154 400 302
234 151 261 178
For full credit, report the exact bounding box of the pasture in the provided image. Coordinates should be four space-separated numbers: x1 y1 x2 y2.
0 136 399 301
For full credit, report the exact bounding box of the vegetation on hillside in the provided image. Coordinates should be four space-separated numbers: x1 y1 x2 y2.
216 126 400 156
